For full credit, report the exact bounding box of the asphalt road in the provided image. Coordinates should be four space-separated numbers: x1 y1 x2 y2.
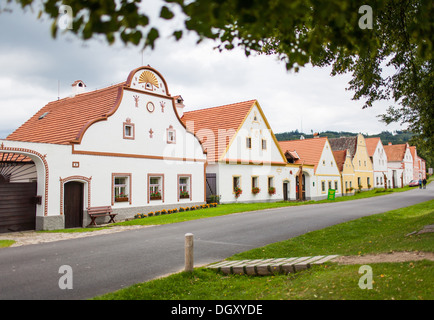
0 185 432 300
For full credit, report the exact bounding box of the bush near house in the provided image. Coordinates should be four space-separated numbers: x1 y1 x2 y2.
133 203 219 220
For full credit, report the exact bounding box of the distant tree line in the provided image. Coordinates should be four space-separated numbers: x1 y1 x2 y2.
274 130 414 145
275 130 432 169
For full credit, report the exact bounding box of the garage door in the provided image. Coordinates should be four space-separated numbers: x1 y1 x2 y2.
0 182 37 233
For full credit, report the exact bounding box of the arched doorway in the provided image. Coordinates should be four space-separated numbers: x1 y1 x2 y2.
0 152 38 233
64 181 84 228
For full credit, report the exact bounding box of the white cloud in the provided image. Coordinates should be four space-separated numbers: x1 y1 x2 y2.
0 3 402 139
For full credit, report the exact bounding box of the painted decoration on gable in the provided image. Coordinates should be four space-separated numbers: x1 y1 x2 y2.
146 102 155 113
126 66 170 96
133 95 139 107
139 70 159 89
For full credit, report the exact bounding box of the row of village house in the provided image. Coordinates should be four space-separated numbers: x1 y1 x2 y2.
0 66 428 232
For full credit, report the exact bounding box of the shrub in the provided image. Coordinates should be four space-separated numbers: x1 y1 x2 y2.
148 212 154 217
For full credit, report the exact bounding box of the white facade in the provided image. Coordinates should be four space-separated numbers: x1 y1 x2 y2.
204 101 303 203
386 145 413 188
311 139 342 199
1 66 207 230
370 139 388 188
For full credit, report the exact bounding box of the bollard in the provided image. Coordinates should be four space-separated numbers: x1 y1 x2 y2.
185 233 194 272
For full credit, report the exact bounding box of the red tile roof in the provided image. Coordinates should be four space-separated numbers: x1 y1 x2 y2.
332 150 347 172
365 137 381 157
181 100 256 162
383 144 407 162
278 137 328 172
7 84 124 145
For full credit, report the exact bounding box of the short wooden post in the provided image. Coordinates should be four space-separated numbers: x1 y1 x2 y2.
185 233 194 272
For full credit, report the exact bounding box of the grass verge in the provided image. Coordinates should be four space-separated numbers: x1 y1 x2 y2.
114 186 417 227
94 199 434 300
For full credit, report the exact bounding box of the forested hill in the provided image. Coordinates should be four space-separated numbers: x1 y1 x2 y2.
274 130 414 145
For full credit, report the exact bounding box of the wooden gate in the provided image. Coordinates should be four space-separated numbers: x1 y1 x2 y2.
0 182 37 233
64 181 84 228
206 173 217 202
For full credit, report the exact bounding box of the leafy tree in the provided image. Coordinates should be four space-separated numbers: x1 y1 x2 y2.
4 0 433 160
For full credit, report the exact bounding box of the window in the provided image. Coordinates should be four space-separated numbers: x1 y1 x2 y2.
358 177 361 187
112 174 131 204
321 181 326 193
178 175 191 200
367 177 370 186
123 120 135 140
261 139 267 150
148 174 164 202
246 137 252 149
252 176 258 188
328 181 332 190
233 176 241 193
167 125 176 144
268 176 274 188
334 181 338 192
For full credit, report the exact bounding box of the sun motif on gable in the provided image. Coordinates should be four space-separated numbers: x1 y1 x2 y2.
138 70 159 88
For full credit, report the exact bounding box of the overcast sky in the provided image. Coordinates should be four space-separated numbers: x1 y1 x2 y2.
0 1 402 140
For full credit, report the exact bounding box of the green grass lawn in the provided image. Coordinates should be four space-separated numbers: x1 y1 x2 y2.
94 199 434 300
114 186 417 227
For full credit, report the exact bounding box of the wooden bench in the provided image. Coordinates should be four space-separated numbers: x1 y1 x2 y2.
87 206 117 226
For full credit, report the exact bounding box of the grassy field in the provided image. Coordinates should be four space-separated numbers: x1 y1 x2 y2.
113 185 416 227
94 199 434 300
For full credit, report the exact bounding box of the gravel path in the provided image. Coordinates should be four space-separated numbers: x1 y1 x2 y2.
1 225 152 247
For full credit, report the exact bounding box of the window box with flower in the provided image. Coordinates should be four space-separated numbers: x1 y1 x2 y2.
268 187 276 195
115 193 129 202
179 190 190 199
234 186 242 198
252 187 260 195
150 191 162 200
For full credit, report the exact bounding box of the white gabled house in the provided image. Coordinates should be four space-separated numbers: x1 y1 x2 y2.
1 66 207 232
365 137 388 188
383 142 413 188
182 100 303 203
278 136 341 200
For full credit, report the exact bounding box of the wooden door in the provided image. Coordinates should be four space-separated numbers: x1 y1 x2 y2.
0 182 37 233
64 181 84 228
283 182 288 201
206 173 217 202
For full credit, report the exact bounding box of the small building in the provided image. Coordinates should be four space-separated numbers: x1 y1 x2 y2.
383 142 413 187
409 146 427 181
182 100 304 203
278 136 341 200
1 66 207 232
329 134 374 190
365 137 388 188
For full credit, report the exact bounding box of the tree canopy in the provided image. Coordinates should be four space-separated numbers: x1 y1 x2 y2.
5 0 434 160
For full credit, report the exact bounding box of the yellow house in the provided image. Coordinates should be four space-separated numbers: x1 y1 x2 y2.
333 149 356 194
329 134 374 190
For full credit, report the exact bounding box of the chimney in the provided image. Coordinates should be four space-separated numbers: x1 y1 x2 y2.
174 95 185 117
388 142 392 146
313 132 319 138
71 80 86 96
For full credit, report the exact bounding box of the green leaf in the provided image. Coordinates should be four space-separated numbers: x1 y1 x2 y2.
160 6 174 20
